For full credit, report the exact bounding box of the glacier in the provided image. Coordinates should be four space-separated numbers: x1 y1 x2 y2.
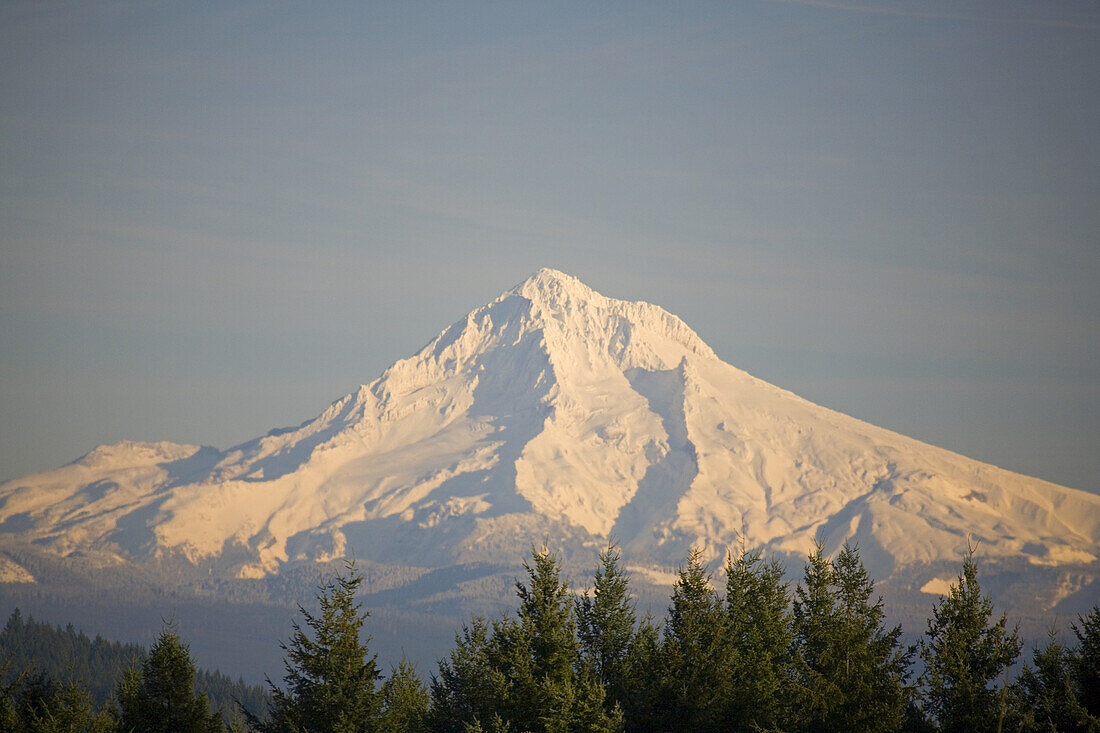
1 267 1096 601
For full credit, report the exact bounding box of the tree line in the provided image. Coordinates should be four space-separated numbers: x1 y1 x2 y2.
0 609 270 723
2 541 1098 732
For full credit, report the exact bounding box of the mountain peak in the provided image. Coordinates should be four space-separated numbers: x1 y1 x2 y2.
2 269 1098 622
506 269 716 367
517 266 581 288
512 268 597 310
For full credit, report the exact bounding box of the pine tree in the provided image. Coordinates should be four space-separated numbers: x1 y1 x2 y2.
723 544 794 731
1073 607 1100 720
27 676 117 733
0 669 19 732
655 547 730 732
517 550 576 686
0 608 268 722
226 707 250 733
512 548 618 733
790 542 841 729
460 716 511 733
379 658 429 733
1010 628 1098 732
429 548 619 733
0 666 47 732
919 546 1021 733
790 543 912 732
619 612 660 733
429 617 512 733
828 544 912 731
0 664 116 733
577 540 636 714
116 626 224 733
255 559 381 733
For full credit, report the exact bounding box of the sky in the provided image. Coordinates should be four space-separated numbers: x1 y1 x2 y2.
1 0 1097 493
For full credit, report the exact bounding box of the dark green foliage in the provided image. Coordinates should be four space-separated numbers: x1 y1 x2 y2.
116 627 224 733
576 541 635 713
226 707 250 733
9 544 1099 732
919 547 1021 733
574 541 669 731
460 716 510 733
511 549 618 732
790 542 912 732
789 544 838 729
0 609 143 707
1010 629 1099 732
618 612 660 732
429 618 508 732
654 547 730 732
1001 608 1100 732
831 544 913 731
0 665 116 733
429 548 619 733
723 545 794 731
516 550 576 685
254 559 381 733
380 658 429 732
0 609 269 722
1074 607 1100 720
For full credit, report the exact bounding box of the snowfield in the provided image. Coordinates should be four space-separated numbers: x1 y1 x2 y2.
1 268 1098 604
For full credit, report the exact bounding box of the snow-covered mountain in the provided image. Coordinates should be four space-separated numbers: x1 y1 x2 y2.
2 269 1098 610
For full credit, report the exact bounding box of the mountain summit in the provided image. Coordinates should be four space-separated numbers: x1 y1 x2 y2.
1 269 1098 607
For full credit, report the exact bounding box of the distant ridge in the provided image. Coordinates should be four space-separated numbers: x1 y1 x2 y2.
0 608 271 718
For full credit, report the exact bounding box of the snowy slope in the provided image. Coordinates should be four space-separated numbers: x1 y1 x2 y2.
1 269 1098 593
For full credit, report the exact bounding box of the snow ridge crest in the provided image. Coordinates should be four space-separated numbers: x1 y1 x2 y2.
509 268 717 369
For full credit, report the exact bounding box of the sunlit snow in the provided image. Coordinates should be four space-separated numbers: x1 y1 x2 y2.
1 269 1097 589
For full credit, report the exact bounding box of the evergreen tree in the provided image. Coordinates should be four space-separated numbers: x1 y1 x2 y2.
116 626 224 733
226 707 250 733
1073 607 1100 720
0 666 47 732
790 542 841 729
429 618 506 732
919 547 1021 733
0 673 19 731
254 559 381 733
829 544 912 731
576 540 635 713
511 548 618 733
460 716 511 733
654 548 730 732
516 550 576 686
723 544 794 731
429 548 619 733
0 608 268 722
1010 629 1098 732
790 543 912 733
25 675 116 733
379 658 429 733
618 612 660 733
1 665 115 733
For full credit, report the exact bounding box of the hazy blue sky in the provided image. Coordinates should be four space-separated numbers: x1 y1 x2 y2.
2 1 1097 492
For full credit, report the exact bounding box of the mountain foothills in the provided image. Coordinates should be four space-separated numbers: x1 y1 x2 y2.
0 268 1098 665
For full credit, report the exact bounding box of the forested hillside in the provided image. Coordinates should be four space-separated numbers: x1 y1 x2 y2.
0 610 270 723
2 544 1098 732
